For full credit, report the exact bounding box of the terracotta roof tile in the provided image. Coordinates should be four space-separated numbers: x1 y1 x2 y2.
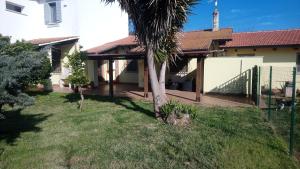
87 28 233 54
87 36 137 54
28 36 79 46
223 29 300 48
179 28 232 51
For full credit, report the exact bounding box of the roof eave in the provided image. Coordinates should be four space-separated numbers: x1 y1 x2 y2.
222 44 300 49
36 37 79 47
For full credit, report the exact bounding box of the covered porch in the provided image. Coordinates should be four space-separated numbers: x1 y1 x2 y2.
87 53 206 102
84 28 234 102
53 83 252 107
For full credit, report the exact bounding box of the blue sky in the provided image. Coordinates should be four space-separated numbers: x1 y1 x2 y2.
184 0 300 32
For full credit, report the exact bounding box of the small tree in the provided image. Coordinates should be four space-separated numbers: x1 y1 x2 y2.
65 51 89 111
0 35 51 114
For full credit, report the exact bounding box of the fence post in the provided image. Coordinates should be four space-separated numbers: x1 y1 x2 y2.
268 66 272 121
289 67 297 155
257 66 261 106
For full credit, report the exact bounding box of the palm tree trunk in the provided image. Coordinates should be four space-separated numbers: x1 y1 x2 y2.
159 60 167 100
146 46 167 118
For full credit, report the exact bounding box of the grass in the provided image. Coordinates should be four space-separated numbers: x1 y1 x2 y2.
0 92 299 169
265 100 300 158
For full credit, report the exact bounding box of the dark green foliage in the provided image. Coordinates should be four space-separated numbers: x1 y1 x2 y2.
160 100 197 120
0 35 51 111
65 51 88 86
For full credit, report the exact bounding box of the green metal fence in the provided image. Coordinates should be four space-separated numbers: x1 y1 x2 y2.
253 66 298 156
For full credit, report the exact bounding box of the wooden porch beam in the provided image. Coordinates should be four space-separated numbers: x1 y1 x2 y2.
196 57 204 102
108 59 114 97
144 58 149 98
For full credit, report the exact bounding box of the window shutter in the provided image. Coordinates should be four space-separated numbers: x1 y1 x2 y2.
55 1 62 23
44 3 50 24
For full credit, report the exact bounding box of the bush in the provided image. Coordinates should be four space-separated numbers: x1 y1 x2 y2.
160 100 198 121
0 35 51 112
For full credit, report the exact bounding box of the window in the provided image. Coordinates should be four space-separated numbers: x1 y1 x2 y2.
6 1 24 14
44 0 62 25
49 2 57 23
51 48 61 73
126 60 138 72
297 53 300 74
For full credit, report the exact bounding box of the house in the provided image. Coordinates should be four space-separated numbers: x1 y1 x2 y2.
29 36 80 86
0 0 129 86
223 29 300 68
86 28 233 100
83 0 300 100
2 0 300 99
222 29 300 90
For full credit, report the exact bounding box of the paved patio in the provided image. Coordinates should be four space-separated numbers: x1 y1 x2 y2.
53 84 253 107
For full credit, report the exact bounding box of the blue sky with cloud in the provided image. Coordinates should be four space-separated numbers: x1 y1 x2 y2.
184 0 300 32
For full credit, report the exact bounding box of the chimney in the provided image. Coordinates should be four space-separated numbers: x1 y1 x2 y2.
213 0 219 31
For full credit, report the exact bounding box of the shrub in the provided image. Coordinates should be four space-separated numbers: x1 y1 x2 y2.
160 100 198 121
0 35 51 113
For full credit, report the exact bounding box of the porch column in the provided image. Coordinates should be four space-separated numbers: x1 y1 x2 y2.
196 57 204 102
109 59 114 97
144 58 149 98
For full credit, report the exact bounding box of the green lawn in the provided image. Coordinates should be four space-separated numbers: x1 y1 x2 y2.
261 96 300 157
0 92 299 169
267 105 300 157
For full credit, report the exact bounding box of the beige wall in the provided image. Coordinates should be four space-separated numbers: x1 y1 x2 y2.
100 59 140 84
203 57 263 94
225 47 299 67
97 46 142 86
86 60 99 86
225 47 300 89
50 42 79 86
118 60 139 84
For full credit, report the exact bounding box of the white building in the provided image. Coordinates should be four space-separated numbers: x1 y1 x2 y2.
0 0 128 87
0 0 129 49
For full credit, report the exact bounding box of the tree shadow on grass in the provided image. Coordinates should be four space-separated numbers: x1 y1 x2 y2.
0 108 51 145
26 90 52 96
62 94 155 119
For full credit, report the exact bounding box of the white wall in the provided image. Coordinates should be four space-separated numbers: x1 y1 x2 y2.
76 0 129 49
0 0 128 49
0 0 78 41
203 57 263 94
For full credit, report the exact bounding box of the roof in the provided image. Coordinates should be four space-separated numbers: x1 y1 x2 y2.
87 36 137 54
28 36 79 46
223 29 300 48
86 28 233 54
179 28 232 51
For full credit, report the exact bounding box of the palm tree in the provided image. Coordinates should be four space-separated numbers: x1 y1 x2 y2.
102 0 197 118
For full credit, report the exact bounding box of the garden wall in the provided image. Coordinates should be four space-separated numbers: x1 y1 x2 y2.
203 56 263 95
